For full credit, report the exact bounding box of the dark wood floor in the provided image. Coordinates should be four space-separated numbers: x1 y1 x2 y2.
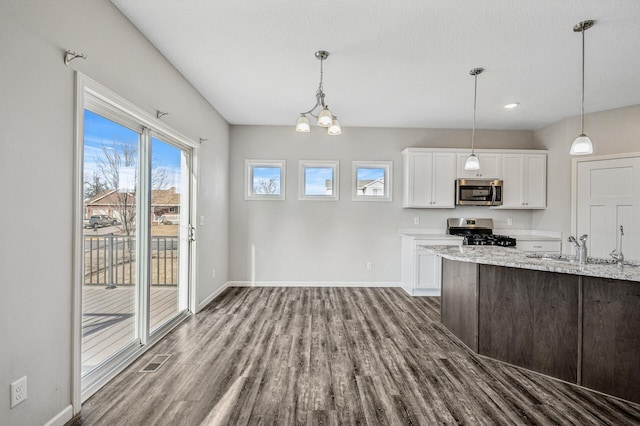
78 287 640 425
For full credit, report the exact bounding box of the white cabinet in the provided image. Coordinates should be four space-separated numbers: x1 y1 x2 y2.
402 150 456 208
456 153 502 179
500 153 547 209
401 236 462 296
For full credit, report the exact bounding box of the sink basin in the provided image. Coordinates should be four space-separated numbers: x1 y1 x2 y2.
525 253 576 262
588 258 640 268
525 253 640 267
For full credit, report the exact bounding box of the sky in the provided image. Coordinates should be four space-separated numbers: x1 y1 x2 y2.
304 167 332 195
84 110 183 193
356 167 385 182
252 166 281 194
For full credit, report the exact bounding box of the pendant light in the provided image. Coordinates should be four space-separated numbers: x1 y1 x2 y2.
570 20 595 155
464 68 484 171
295 50 342 136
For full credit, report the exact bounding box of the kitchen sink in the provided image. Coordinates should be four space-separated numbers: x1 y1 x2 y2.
587 258 640 268
525 253 575 262
525 253 640 267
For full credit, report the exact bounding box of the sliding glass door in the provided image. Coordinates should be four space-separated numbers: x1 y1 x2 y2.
82 110 141 376
149 136 191 334
80 103 193 394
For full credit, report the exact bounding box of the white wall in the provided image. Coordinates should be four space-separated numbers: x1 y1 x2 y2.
230 125 535 284
532 104 640 251
0 1 229 425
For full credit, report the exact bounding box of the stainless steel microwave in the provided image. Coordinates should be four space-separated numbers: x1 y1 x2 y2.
455 179 503 206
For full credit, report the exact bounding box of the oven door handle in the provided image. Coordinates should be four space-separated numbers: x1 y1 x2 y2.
490 183 497 206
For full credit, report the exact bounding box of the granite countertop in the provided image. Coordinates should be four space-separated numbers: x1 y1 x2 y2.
424 245 640 282
399 228 561 242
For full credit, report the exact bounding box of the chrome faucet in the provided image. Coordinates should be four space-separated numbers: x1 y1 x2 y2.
568 234 588 265
610 226 625 266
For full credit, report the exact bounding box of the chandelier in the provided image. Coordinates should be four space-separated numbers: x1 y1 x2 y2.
295 51 342 136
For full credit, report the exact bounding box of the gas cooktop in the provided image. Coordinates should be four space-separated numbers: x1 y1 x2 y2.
462 233 517 247
447 217 517 247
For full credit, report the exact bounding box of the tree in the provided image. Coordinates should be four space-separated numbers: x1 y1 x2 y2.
92 140 168 236
84 172 107 200
255 178 278 195
95 140 138 235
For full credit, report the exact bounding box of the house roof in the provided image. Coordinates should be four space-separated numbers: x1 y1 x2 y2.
85 189 116 204
85 190 134 206
358 178 384 190
151 187 179 206
85 188 179 206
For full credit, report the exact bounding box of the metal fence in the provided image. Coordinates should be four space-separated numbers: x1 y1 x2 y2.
84 234 178 286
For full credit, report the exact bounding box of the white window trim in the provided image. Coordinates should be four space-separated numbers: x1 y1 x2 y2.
298 160 340 201
352 161 393 202
245 159 286 200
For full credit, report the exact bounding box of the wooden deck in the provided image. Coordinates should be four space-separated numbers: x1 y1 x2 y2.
82 285 178 375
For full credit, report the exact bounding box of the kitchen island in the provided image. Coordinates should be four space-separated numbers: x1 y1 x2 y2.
428 245 640 404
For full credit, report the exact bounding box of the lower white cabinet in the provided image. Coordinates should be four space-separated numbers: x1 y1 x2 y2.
401 236 462 296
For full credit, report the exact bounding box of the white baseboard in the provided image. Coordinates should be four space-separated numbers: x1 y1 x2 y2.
45 404 73 426
227 281 401 288
403 287 441 297
197 282 230 312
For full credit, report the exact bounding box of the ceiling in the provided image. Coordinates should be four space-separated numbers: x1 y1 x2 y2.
111 0 640 131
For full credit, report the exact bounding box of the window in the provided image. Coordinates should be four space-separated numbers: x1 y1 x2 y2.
298 160 339 201
245 160 286 200
352 161 392 201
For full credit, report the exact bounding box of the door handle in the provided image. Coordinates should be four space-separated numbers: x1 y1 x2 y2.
188 224 196 242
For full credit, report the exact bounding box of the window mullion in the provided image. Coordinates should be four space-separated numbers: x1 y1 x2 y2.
137 127 152 344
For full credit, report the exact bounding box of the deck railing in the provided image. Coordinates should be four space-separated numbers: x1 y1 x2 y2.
84 234 178 286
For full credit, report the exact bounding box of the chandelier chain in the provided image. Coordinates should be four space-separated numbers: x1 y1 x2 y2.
581 27 585 133
472 73 477 153
316 56 325 103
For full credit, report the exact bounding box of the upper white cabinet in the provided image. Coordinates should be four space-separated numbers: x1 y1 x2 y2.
500 153 547 209
456 153 502 179
402 149 456 208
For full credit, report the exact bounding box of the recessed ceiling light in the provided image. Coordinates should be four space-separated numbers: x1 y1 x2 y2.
504 103 520 109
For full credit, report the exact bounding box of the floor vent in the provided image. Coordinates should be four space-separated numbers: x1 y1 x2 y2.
139 354 172 373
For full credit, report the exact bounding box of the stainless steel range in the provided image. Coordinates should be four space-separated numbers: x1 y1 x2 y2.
447 218 516 247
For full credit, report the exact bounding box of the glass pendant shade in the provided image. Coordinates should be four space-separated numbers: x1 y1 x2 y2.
295 51 342 135
570 133 593 155
295 115 310 133
464 153 481 171
317 107 333 127
327 119 342 136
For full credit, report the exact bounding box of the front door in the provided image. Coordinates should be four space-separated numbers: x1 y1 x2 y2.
576 156 640 259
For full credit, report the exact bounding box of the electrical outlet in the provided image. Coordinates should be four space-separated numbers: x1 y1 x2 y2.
200 216 205 226
10 376 27 409
212 269 216 279
414 217 420 225
507 217 513 226
366 262 372 270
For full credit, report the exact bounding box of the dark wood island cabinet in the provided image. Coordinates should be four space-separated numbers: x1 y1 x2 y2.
438 251 640 405
582 276 640 403
477 264 579 383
